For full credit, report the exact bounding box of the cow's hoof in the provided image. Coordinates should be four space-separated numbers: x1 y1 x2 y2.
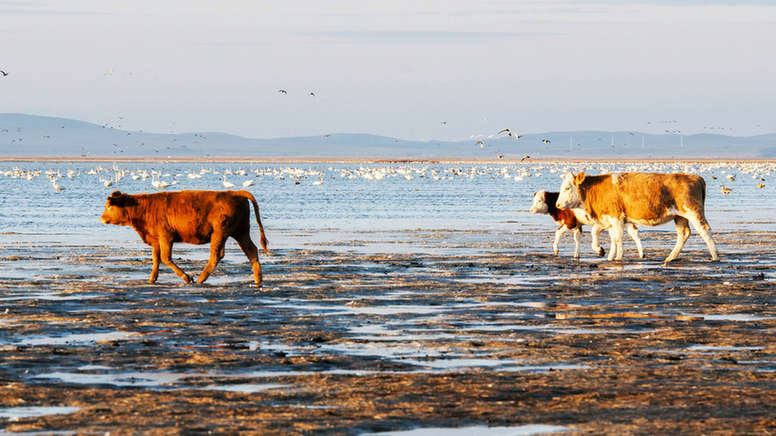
182 275 193 283
597 248 605 257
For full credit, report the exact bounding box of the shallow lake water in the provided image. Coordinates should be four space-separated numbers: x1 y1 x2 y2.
1 161 775 434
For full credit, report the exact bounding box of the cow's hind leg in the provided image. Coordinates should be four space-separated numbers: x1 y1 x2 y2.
626 223 644 258
664 217 691 263
197 233 227 284
159 237 192 283
688 214 719 261
591 224 605 257
235 233 262 285
149 243 160 283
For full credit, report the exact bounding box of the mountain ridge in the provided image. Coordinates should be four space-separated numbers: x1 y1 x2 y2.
1 113 775 159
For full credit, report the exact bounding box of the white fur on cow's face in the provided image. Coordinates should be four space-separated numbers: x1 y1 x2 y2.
529 190 549 214
556 172 582 209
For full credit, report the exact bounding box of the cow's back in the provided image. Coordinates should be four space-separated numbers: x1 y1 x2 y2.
138 190 251 244
584 172 707 226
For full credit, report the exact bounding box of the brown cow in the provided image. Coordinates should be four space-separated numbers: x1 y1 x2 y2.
100 190 269 284
556 172 718 263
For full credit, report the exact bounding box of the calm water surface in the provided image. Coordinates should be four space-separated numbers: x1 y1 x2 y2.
1 161 774 252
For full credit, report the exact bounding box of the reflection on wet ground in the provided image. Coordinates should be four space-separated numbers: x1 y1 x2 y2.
362 424 571 436
0 228 775 434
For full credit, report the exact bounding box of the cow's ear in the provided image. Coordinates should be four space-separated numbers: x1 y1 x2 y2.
575 172 586 184
109 192 136 207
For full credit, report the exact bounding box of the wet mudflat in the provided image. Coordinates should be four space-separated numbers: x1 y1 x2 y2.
1 228 775 435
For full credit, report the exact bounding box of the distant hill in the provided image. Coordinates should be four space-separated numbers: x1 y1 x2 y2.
1 113 775 159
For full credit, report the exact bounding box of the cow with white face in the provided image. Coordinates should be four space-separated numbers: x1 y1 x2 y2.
556 172 718 263
529 190 643 258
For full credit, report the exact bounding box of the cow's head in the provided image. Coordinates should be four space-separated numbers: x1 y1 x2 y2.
100 191 137 225
529 190 549 214
556 172 585 209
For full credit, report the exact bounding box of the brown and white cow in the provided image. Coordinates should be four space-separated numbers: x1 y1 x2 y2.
530 190 643 258
556 172 718 262
100 190 269 284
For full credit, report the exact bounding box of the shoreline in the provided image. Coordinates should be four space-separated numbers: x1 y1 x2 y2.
3 156 776 164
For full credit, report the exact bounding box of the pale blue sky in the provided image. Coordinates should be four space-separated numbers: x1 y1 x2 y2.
1 0 774 140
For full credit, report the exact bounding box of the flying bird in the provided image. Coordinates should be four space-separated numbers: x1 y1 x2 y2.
0 70 8 77
278 89 287 94
498 128 522 139
520 155 530 162
309 91 315 96
476 140 485 148
441 121 447 126
541 139 551 144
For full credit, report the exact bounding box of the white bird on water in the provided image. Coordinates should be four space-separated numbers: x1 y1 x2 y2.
242 179 254 187
223 174 235 189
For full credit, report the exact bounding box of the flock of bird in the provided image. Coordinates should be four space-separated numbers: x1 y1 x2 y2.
2 162 774 197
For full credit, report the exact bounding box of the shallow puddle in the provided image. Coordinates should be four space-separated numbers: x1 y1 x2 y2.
0 406 80 419
198 383 288 393
13 331 138 346
33 371 203 388
362 424 571 435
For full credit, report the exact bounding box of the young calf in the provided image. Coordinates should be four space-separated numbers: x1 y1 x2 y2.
530 190 644 258
530 190 583 257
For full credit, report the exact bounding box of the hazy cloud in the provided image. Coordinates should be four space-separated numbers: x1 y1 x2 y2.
300 30 564 42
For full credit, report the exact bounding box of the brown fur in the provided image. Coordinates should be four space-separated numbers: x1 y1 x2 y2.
566 171 717 262
577 172 709 229
543 191 580 230
101 190 269 284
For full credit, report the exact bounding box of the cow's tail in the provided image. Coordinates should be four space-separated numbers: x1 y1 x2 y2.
698 177 711 231
237 191 269 252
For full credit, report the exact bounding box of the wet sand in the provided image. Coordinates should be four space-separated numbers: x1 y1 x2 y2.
1 229 775 435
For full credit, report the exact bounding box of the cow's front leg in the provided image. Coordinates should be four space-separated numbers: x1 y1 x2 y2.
149 243 160 283
606 221 624 261
572 226 581 258
553 226 566 256
159 236 192 283
197 233 226 284
612 221 625 260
